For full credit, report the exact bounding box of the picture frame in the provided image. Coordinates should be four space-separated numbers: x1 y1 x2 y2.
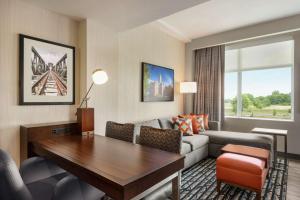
19 34 75 105
142 62 174 102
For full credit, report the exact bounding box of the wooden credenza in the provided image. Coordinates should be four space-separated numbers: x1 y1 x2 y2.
20 121 79 162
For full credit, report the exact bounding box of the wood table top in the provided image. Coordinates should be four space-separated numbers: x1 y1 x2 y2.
221 144 270 162
32 135 184 199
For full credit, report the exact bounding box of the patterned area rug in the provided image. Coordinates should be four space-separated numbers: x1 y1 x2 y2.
180 158 288 200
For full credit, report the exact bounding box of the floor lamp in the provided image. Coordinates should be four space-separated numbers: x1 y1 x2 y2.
77 69 108 135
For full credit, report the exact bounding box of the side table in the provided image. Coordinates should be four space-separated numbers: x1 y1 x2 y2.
251 127 288 167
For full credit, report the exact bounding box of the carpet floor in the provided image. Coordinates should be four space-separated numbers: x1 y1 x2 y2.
180 158 288 200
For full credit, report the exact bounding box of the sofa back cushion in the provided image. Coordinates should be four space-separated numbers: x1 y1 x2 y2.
158 118 173 129
133 119 161 143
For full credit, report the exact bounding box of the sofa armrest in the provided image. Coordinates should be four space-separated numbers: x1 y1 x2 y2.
208 121 221 131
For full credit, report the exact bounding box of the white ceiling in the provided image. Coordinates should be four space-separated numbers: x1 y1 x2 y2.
159 0 300 42
20 0 209 31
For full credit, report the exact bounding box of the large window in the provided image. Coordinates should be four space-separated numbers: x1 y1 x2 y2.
225 40 293 120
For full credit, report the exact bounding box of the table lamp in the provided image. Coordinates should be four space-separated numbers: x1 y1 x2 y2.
77 69 108 135
180 82 197 94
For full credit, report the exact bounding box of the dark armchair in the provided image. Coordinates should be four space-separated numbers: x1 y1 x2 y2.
105 121 135 143
0 149 105 200
139 126 182 154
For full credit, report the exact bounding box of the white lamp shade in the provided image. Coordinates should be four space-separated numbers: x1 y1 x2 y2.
180 82 197 93
92 69 108 85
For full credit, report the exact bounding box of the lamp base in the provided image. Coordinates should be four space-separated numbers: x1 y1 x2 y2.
77 108 94 135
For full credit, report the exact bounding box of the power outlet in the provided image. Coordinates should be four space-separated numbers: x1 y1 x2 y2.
52 127 71 136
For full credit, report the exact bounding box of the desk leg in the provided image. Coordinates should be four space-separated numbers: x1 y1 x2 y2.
284 135 287 168
172 174 180 200
273 135 277 168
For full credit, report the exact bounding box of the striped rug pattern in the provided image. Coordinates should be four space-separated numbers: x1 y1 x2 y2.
180 158 288 200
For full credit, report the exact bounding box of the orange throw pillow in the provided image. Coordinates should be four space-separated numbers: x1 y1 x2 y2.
178 114 190 118
192 116 205 134
190 113 209 130
178 114 205 134
172 117 193 136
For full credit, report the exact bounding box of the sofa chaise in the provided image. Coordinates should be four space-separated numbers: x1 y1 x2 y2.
132 117 274 200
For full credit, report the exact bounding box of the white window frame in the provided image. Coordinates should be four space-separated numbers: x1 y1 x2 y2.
225 50 294 121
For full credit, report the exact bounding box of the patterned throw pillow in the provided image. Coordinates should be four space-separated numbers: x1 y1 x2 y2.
190 113 209 130
193 116 205 134
172 117 193 136
178 114 205 134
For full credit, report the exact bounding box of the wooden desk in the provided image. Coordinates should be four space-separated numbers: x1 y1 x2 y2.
32 135 184 200
20 121 79 162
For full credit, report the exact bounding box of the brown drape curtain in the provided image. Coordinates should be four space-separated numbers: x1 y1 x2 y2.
193 45 225 123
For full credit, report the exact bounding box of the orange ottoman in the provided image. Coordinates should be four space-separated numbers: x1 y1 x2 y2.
216 153 268 200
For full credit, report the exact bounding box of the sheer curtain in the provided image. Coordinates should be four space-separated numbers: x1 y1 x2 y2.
193 45 225 123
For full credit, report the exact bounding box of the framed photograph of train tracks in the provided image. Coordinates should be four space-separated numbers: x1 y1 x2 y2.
19 34 75 105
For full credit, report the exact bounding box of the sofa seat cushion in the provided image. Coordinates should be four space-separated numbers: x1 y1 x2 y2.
134 119 161 143
182 135 209 151
204 130 273 150
181 143 192 155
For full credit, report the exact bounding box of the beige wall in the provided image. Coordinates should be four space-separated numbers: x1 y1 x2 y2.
83 19 119 134
81 21 186 133
118 23 185 123
185 15 300 155
0 0 185 163
0 0 79 165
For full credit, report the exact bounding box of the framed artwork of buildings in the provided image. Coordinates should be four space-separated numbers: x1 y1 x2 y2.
142 62 174 102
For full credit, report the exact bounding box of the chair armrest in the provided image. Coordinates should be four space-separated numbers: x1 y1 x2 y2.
208 121 221 131
20 157 66 184
53 175 105 200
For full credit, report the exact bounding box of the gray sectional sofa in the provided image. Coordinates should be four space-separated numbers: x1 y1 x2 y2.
134 117 273 169
133 117 274 200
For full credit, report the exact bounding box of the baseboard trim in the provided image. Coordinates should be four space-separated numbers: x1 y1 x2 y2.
277 152 300 160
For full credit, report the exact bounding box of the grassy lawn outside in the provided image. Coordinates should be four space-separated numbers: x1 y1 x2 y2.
225 103 292 119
